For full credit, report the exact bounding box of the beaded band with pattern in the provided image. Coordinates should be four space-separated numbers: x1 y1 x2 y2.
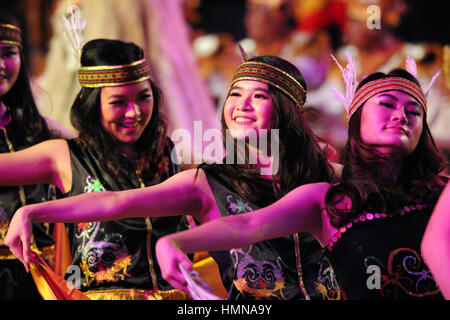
0 24 22 48
348 77 427 118
78 58 152 88
231 61 306 109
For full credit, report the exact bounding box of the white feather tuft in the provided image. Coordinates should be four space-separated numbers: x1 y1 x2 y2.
425 69 442 97
405 55 418 78
61 5 86 59
330 53 358 113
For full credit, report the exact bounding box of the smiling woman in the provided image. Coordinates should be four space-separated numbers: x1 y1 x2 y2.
223 80 273 140
5 54 339 301
100 83 155 150
154 64 448 300
1 39 188 300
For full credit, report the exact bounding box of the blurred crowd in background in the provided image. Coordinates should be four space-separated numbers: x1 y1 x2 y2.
1 0 449 162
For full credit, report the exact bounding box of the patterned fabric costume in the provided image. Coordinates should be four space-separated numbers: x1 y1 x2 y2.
199 165 340 300
326 204 443 300
58 138 188 299
0 127 54 300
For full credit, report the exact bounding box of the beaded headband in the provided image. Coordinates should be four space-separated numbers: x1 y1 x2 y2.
231 61 306 109
348 77 427 118
331 52 441 119
0 24 22 48
77 58 152 88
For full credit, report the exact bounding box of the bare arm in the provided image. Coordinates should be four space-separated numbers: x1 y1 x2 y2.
0 139 70 192
4 168 212 269
155 182 330 291
421 182 450 299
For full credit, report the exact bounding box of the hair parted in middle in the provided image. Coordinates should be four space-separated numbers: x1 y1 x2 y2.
70 39 168 182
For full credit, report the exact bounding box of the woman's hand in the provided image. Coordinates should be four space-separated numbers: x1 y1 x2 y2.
155 236 192 293
4 206 33 272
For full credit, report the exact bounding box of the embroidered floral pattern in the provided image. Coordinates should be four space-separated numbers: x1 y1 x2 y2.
231 246 287 299
364 248 439 298
83 176 106 193
75 175 132 288
226 195 252 214
315 255 341 300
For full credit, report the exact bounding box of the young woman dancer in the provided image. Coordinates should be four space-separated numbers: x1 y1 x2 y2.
2 38 190 300
5 55 340 300
154 67 448 300
0 11 75 299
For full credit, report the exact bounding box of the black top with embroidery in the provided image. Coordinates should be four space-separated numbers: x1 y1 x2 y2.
0 127 54 250
200 166 339 300
326 204 443 300
59 138 186 292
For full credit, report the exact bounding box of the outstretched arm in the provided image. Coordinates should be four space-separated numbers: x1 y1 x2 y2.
0 139 70 190
155 182 330 291
421 182 450 299
4 169 210 270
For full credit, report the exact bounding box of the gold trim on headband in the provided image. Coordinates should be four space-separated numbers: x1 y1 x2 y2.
0 23 22 48
78 58 152 88
231 61 306 109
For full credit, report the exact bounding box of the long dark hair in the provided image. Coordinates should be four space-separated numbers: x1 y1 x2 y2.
70 39 168 182
325 69 448 227
200 56 334 206
0 11 51 146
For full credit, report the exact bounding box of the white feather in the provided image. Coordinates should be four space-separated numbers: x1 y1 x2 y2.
405 55 418 78
61 5 86 59
425 69 442 96
330 53 358 113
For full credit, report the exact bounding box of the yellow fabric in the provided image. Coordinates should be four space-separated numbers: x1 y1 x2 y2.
193 255 227 299
29 251 90 300
84 288 189 300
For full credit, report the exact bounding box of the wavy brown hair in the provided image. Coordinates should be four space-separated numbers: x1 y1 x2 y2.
70 39 168 183
325 69 448 228
200 56 335 206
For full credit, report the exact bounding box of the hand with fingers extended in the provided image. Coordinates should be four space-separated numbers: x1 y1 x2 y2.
4 206 32 272
155 235 193 293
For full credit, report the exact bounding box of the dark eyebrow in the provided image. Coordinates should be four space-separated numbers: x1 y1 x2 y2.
378 93 420 107
107 88 151 100
378 93 398 100
1 45 19 51
230 85 269 93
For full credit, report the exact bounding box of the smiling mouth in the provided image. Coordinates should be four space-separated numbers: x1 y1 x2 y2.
120 122 140 129
233 116 256 124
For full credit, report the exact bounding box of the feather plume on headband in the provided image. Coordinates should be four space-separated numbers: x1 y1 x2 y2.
405 55 442 97
330 52 358 114
61 5 86 59
331 53 441 118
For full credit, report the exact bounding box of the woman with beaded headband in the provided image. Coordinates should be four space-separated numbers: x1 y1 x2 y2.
6 55 341 300
1 38 191 300
153 63 448 300
0 11 75 300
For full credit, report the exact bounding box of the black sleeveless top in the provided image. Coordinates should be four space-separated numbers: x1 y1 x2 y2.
0 127 54 251
326 204 443 300
200 166 340 300
59 139 187 292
